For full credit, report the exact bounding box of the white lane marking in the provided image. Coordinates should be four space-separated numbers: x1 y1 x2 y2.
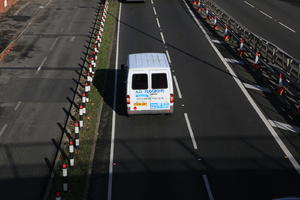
259 10 273 19
165 49 172 63
224 58 244 64
70 36 76 42
278 22 296 33
150 0 154 4
152 6 157 15
243 83 271 93
268 120 300 134
156 17 161 28
107 3 122 200
160 32 166 44
37 56 47 72
211 39 224 44
173 75 182 99
49 37 58 51
183 0 300 175
244 1 255 8
14 1 30 15
184 113 198 150
0 124 8 137
14 101 22 111
202 174 215 200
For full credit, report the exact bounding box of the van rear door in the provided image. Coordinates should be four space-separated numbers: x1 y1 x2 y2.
129 73 151 111
148 72 171 111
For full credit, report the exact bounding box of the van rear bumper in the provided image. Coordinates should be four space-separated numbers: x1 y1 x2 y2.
127 106 174 115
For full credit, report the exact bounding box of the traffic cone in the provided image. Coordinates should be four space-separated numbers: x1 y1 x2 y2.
69 139 74 167
206 8 210 20
197 0 201 6
213 16 218 30
293 103 300 117
276 73 285 96
74 122 80 148
197 6 202 13
224 25 229 41
193 0 197 5
55 192 62 200
252 51 261 71
239 39 244 57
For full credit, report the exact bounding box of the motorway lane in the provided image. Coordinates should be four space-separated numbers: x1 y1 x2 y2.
211 0 300 60
88 0 300 200
0 0 98 198
156 0 300 199
109 1 209 200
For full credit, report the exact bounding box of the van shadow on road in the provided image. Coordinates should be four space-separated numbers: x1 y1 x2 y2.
93 67 127 116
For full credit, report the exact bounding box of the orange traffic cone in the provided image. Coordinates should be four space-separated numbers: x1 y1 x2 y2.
276 73 285 96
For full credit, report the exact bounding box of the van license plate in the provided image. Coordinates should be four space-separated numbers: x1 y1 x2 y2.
134 103 147 106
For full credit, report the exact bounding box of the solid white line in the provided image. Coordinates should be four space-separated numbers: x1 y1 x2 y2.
224 58 244 64
49 38 58 51
243 83 271 93
160 32 166 44
107 3 122 200
70 36 76 42
244 1 254 8
14 101 22 111
184 113 198 149
268 120 300 134
259 10 273 19
278 22 296 33
152 6 157 15
173 75 182 99
37 56 47 71
183 0 300 175
0 124 8 137
156 17 161 28
14 1 30 15
202 174 215 200
211 39 224 44
165 50 172 63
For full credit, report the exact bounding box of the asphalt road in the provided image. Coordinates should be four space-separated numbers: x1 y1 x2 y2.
89 0 300 200
211 0 300 60
0 0 98 198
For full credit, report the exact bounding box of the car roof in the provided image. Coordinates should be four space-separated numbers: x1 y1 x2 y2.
128 53 170 69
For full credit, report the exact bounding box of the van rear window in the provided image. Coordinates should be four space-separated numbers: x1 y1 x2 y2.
152 73 168 89
132 74 148 89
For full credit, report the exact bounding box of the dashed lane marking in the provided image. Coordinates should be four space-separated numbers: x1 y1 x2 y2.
152 6 157 15
244 1 254 8
37 56 47 72
49 37 58 51
0 124 8 137
278 22 296 33
165 49 172 63
259 10 273 19
173 75 182 99
150 0 153 4
224 58 244 64
156 17 161 28
184 113 198 150
268 120 300 134
160 32 166 44
243 83 271 93
202 174 215 200
14 101 22 111
14 1 30 15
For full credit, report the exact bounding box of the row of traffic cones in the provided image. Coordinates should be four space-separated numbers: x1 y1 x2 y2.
54 1 109 199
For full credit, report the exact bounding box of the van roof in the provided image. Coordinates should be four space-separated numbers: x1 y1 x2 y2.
128 53 170 69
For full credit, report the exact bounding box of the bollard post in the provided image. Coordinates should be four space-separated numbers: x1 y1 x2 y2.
239 39 244 57
61 163 68 192
213 16 218 30
69 139 74 167
74 122 80 148
55 191 62 200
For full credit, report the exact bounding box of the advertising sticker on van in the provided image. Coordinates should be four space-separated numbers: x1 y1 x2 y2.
150 103 170 109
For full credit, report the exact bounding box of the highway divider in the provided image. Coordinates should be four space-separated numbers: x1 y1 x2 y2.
189 0 300 118
43 0 119 199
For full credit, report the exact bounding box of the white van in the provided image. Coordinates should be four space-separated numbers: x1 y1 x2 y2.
125 53 174 115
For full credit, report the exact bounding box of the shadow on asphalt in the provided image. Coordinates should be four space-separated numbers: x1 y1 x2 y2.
93 68 127 116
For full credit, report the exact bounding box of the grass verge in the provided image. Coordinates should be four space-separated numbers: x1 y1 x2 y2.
48 0 119 199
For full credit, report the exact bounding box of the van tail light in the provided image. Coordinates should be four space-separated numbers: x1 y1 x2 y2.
170 94 174 103
126 95 130 104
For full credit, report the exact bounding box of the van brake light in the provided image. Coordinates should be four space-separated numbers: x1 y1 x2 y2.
170 94 174 103
126 95 130 104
